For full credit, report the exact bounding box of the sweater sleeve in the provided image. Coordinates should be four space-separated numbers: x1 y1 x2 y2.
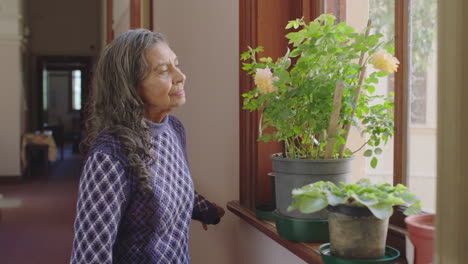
192 191 220 224
70 152 131 264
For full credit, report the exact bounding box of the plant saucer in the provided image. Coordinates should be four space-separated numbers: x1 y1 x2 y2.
319 243 400 264
273 210 329 243
255 203 277 222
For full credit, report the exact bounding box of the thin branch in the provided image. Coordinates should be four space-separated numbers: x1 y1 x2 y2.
324 81 345 159
339 19 372 157
352 139 372 154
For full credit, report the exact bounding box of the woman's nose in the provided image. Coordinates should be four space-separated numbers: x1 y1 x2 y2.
173 68 186 84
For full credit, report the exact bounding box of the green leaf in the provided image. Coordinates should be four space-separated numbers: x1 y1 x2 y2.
374 148 383 154
368 202 393 220
363 149 373 157
376 72 388 77
298 196 328 214
404 201 422 216
353 193 378 207
290 49 302 57
337 136 346 145
326 192 345 206
371 157 378 168
293 125 301 134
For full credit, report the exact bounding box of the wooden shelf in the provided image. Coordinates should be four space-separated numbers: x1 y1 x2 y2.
227 200 408 264
227 200 324 264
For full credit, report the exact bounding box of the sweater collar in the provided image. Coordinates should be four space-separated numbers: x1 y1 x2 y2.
144 115 170 137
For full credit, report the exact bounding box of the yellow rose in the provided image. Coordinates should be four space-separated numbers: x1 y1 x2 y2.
254 67 278 94
369 50 400 74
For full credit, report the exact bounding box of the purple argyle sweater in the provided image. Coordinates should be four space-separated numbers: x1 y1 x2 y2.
70 115 219 264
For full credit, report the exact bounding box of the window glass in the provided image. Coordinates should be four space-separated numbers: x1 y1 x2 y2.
348 0 395 184
408 0 438 212
72 70 82 111
43 69 48 111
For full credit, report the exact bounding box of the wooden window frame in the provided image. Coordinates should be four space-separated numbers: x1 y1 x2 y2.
234 0 412 262
238 0 409 212
106 0 114 44
106 0 154 44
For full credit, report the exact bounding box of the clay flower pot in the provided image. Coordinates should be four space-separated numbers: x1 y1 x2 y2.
405 213 435 264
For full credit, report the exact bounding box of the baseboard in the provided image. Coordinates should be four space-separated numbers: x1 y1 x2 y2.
0 175 23 184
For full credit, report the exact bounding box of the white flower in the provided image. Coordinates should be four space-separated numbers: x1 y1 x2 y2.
369 50 400 74
254 67 278 94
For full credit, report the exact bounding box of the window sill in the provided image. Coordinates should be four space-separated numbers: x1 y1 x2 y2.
227 200 409 264
227 200 324 264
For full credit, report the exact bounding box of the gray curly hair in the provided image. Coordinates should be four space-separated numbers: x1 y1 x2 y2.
82 29 167 192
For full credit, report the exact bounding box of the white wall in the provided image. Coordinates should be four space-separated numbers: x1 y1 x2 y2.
0 0 23 176
154 1 305 263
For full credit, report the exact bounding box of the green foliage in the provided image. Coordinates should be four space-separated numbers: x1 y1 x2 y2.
240 14 396 166
288 179 422 220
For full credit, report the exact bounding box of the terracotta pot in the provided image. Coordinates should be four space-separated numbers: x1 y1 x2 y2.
405 214 435 264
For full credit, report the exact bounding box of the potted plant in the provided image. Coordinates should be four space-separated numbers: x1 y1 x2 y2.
405 213 435 264
288 179 421 260
241 14 399 219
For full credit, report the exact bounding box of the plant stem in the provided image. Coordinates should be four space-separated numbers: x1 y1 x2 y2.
324 81 345 159
352 139 371 154
338 19 372 158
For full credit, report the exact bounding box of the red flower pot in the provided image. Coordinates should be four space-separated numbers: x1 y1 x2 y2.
405 214 435 264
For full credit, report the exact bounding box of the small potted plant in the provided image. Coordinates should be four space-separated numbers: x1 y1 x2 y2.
288 179 421 260
241 14 399 220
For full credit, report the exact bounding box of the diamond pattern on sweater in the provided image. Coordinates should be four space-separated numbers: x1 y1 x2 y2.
71 152 128 264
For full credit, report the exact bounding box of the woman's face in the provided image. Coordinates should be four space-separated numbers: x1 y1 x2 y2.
139 42 186 122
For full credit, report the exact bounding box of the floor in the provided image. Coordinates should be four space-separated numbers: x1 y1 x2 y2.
0 144 82 264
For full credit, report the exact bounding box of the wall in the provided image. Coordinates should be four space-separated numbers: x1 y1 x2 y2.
0 0 23 176
436 0 468 262
27 0 100 56
154 0 305 263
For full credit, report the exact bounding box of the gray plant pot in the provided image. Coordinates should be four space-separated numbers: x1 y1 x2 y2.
327 205 389 259
271 153 354 219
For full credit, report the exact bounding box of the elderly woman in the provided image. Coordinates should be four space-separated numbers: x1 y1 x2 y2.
70 29 224 264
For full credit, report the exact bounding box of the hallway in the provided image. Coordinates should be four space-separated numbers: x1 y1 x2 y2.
0 148 81 264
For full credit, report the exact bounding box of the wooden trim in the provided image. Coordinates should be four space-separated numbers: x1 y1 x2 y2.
227 200 324 264
239 0 258 210
130 0 141 29
68 71 73 113
149 0 153 31
339 0 346 22
0 175 22 184
393 0 409 186
310 0 323 20
106 0 114 44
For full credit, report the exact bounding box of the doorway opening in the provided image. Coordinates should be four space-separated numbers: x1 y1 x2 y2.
36 56 92 161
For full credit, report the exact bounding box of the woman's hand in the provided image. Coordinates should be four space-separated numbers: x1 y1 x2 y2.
202 203 225 231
